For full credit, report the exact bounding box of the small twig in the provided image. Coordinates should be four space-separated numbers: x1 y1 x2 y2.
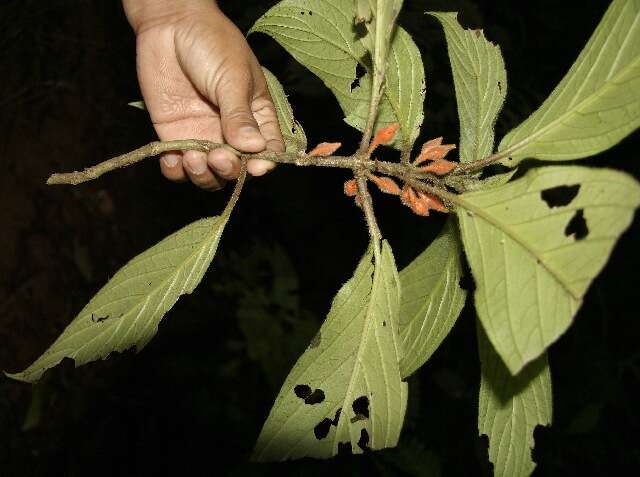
224 158 248 216
356 175 382 245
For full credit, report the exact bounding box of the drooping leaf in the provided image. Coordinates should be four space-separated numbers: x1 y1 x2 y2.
478 325 552 477
456 166 640 374
6 216 230 383
250 0 424 149
498 0 640 165
262 67 308 152
430 12 507 164
252 241 407 461
398 221 466 378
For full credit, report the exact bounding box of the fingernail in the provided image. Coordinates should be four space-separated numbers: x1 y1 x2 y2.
162 153 180 168
185 152 208 175
240 125 260 137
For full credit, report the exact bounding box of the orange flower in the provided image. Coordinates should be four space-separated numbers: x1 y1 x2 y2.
308 142 342 157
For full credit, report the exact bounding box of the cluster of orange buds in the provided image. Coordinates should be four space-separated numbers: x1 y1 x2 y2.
413 137 457 175
400 185 448 216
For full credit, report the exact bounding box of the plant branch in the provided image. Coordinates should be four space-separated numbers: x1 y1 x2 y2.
46 139 442 187
223 158 248 216
356 175 382 244
452 150 512 175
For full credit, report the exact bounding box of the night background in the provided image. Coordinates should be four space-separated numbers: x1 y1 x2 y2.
1 0 638 475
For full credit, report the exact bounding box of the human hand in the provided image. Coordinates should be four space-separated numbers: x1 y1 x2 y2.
123 0 283 190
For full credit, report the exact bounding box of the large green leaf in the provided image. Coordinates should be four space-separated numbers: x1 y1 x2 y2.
252 241 407 461
250 0 424 149
456 166 640 374
7 216 229 383
430 12 507 164
478 326 552 477
398 220 466 378
498 0 640 165
262 67 307 152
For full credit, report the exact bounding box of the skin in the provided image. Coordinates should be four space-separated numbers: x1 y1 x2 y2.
122 0 283 190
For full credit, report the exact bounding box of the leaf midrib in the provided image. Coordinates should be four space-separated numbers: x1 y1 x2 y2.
455 195 579 300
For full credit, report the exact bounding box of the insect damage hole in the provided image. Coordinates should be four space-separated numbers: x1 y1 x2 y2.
357 428 370 452
351 63 366 91
564 209 588 240
294 384 312 400
304 388 325 405
351 395 369 422
541 184 580 208
313 418 332 440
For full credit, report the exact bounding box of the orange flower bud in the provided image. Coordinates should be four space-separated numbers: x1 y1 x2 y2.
414 137 456 165
370 175 401 195
420 159 457 175
367 123 400 155
308 142 342 157
343 178 358 197
417 191 449 213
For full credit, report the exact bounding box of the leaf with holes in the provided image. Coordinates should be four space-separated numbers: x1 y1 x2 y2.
249 0 424 149
478 325 552 477
456 166 640 374
498 0 640 165
263 67 307 152
398 220 466 378
6 216 229 383
252 241 407 461
430 12 507 164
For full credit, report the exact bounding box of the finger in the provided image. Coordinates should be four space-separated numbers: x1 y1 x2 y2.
215 68 266 153
160 152 188 182
183 150 226 191
249 95 284 176
207 147 240 180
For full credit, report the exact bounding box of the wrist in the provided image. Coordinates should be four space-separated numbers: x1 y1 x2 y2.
122 0 219 33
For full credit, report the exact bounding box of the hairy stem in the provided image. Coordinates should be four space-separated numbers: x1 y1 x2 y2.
356 175 382 245
224 158 248 216
46 140 436 186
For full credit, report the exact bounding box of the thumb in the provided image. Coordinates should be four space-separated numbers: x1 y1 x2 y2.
215 69 266 153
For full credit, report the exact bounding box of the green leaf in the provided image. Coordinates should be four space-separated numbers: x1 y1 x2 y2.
6 216 229 383
250 0 424 149
478 325 552 477
430 12 507 163
398 220 466 378
498 0 640 165
127 100 146 110
354 0 404 119
252 241 407 461
456 166 640 374
262 67 308 152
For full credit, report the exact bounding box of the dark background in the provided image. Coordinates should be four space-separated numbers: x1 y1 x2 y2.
1 0 638 475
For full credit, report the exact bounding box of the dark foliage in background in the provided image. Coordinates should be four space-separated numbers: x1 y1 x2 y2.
0 0 637 475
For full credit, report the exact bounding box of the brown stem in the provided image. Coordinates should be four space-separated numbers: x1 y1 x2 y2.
356 175 382 244
451 150 511 175
46 140 426 186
